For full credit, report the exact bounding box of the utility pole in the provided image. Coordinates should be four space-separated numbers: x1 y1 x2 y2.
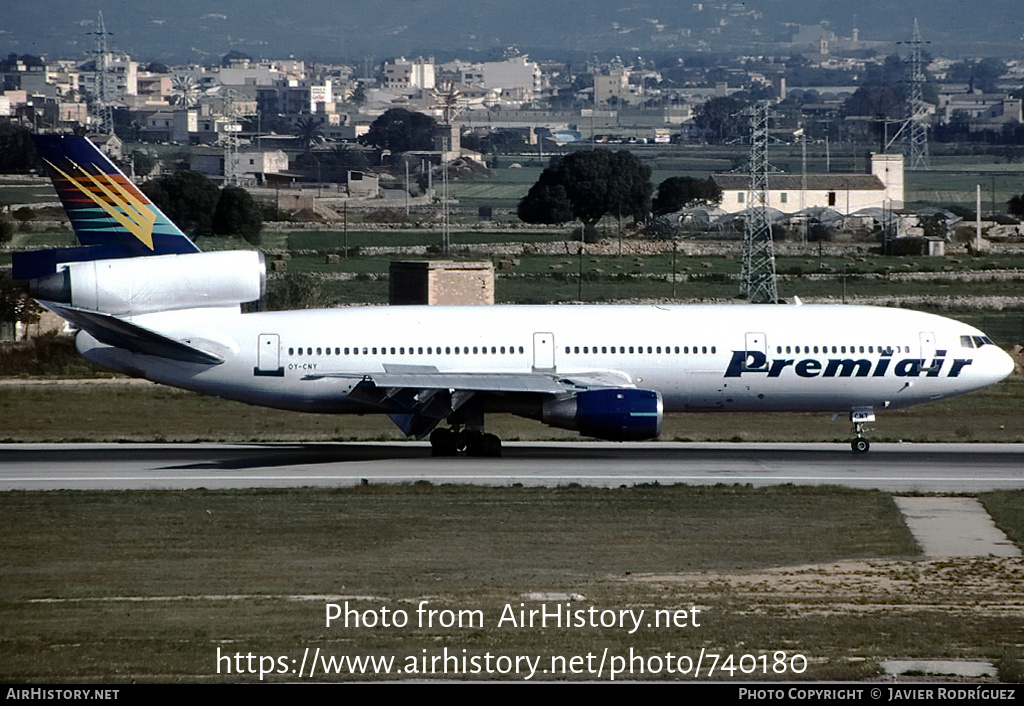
797 126 808 243
739 102 779 304
578 224 584 301
442 139 450 255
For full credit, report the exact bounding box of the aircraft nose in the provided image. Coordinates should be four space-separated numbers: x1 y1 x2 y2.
995 346 1016 382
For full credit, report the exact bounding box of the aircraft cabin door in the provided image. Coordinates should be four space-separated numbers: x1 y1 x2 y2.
533 332 555 371
920 331 936 361
744 332 767 371
255 333 283 377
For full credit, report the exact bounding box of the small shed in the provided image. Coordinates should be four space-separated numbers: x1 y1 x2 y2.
389 261 494 306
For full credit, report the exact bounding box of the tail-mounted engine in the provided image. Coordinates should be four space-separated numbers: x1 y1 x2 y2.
28 251 266 315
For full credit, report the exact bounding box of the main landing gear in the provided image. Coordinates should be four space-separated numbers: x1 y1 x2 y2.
429 428 502 457
850 407 875 454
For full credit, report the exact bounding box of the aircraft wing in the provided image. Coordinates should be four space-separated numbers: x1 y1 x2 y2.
303 364 636 437
303 364 635 394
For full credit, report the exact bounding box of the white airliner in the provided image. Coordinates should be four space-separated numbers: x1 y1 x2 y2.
15 135 1015 455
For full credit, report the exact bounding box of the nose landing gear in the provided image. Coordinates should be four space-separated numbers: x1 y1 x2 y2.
850 407 875 454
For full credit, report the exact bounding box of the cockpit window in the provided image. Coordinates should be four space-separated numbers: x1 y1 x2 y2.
964 335 994 348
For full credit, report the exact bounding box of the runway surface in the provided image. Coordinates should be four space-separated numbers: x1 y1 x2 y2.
2 441 1024 492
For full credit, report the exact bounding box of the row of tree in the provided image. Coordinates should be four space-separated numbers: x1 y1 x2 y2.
517 150 721 241
141 171 263 245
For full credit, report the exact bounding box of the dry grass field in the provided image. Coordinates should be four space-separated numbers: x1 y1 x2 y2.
2 485 1021 682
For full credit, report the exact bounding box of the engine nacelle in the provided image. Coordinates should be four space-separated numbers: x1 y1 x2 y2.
543 388 663 441
29 251 265 315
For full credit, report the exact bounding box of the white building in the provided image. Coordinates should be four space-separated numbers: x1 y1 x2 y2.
191 148 288 183
938 91 1022 128
447 57 541 105
143 109 197 143
383 57 435 91
79 53 137 99
233 150 288 180
713 153 904 215
594 68 644 106
479 57 541 103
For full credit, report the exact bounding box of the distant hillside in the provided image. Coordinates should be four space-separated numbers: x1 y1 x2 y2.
3 0 1022 63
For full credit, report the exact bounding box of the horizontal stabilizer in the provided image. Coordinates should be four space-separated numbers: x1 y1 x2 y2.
13 244 142 281
41 302 223 365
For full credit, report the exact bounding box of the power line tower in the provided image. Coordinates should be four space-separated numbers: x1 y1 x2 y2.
903 18 930 169
219 87 245 187
739 102 778 304
87 11 115 135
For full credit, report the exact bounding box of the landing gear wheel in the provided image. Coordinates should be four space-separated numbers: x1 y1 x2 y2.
464 431 503 457
430 428 457 457
480 433 502 458
431 428 502 457
849 411 874 455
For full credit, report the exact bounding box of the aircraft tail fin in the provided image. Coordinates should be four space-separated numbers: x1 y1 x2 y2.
13 134 200 280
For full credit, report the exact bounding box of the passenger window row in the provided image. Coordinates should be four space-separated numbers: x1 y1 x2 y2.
288 345 526 357
563 345 716 355
776 345 903 355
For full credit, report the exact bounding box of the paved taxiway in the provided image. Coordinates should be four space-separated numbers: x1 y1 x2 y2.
2 442 1024 492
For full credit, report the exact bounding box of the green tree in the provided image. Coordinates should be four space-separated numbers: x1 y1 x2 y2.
844 84 905 118
516 182 573 225
213 186 263 245
481 129 529 154
293 143 370 171
141 170 221 236
1008 193 1024 219
517 150 652 242
294 117 324 152
359 108 436 152
0 270 41 333
652 176 722 215
131 150 156 177
0 217 14 245
0 122 39 172
948 58 1006 93
693 96 749 143
349 81 367 106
